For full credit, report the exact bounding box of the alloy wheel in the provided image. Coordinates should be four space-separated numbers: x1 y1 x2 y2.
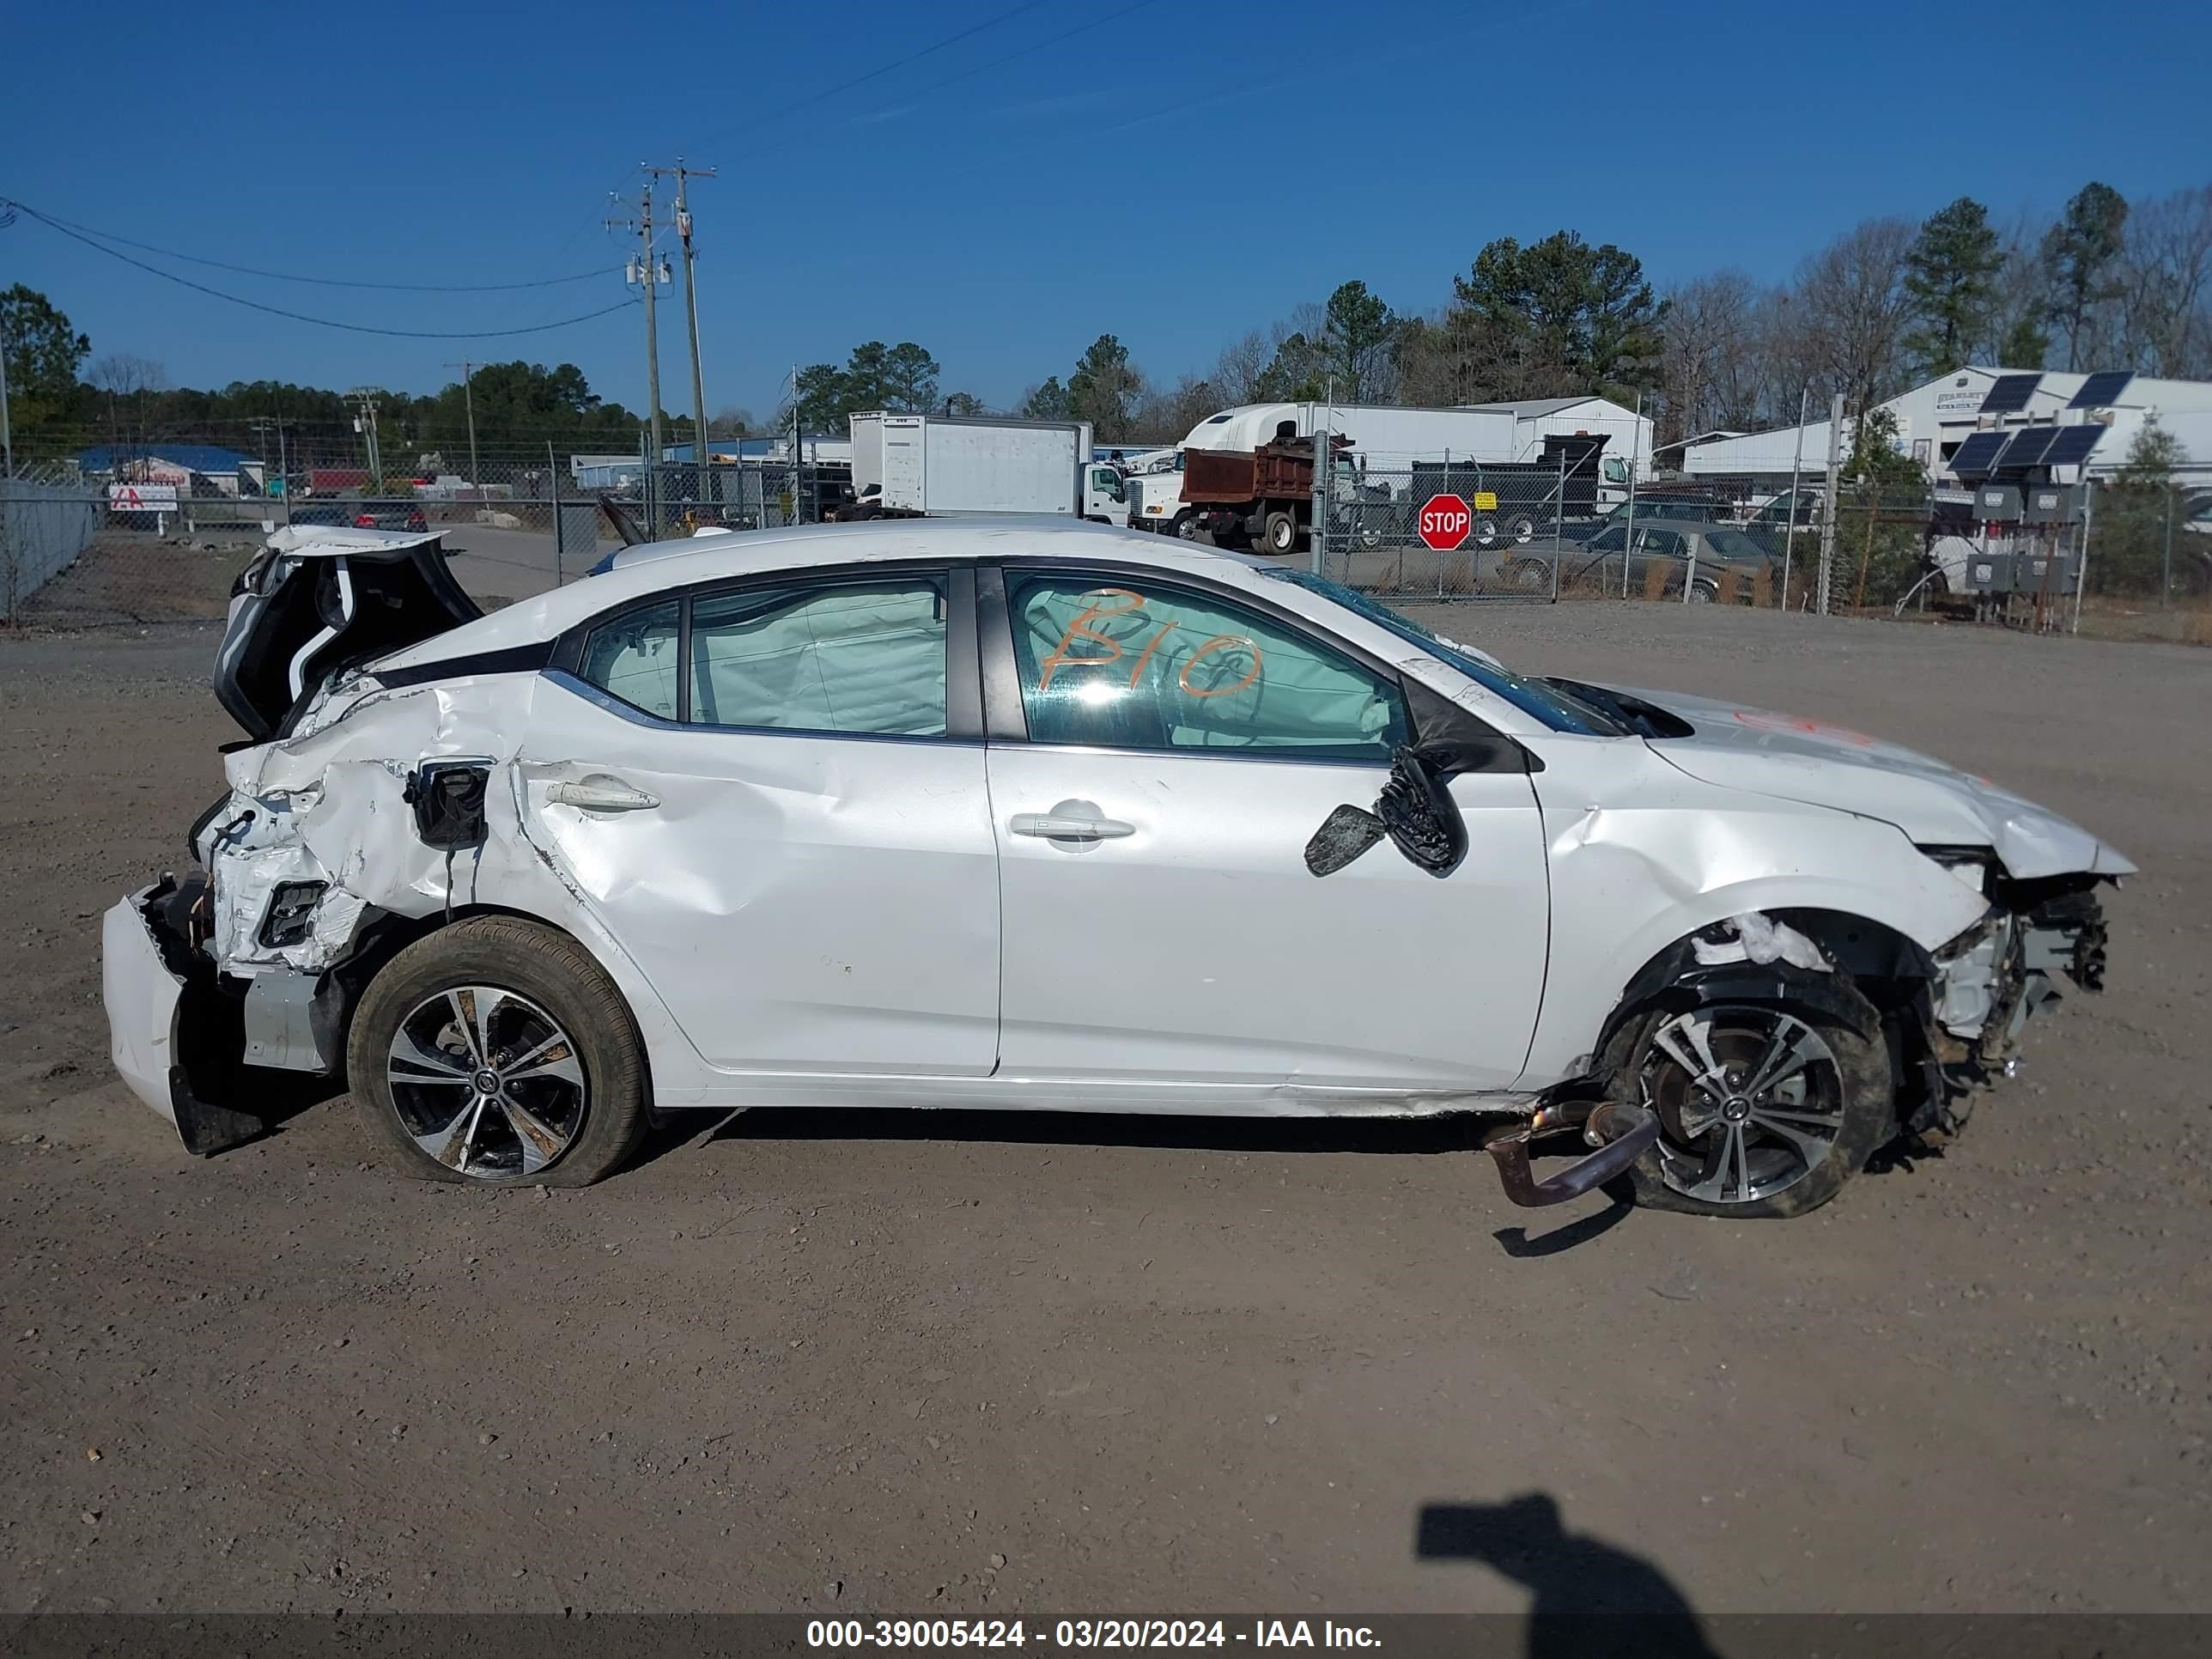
386 986 587 1179
1638 1006 1845 1206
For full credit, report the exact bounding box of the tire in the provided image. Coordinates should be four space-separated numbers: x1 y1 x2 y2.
346 915 650 1186
1599 979 1893 1218
1505 557 1551 594
1506 514 1538 544
1687 578 1717 604
1262 510 1299 556
1171 508 1201 542
1473 516 1501 548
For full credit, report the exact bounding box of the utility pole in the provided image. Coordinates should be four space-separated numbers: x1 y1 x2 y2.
352 392 383 490
1781 385 1809 607
1816 392 1845 616
443 361 482 495
0 307 13 482
647 160 716 503
611 179 670 526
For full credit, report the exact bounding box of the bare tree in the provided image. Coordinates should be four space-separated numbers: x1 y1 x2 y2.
2115 185 2212 378
1210 329 1276 405
88 355 169 463
1130 374 1219 445
1982 212 2053 368
1795 217 1917 415
1658 271 1759 443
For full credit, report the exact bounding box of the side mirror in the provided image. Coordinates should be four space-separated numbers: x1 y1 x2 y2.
1303 742 1474 879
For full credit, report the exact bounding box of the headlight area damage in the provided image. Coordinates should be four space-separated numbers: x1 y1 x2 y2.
1914 866 2112 1139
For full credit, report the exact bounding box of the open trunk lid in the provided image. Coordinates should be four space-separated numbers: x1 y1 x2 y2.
214 526 481 739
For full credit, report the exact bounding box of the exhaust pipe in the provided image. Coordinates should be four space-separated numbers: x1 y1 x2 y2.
1487 1102 1659 1208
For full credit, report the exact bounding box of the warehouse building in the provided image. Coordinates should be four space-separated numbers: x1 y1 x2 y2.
1681 367 2212 495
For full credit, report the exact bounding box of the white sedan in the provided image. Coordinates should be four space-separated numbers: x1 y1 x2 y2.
102 520 2130 1218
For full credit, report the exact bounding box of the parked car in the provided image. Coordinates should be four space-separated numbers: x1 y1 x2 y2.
288 500 429 532
351 500 429 532
102 520 2128 1218
1544 520 1781 599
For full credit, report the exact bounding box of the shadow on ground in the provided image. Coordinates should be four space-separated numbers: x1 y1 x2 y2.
1419 1493 1723 1657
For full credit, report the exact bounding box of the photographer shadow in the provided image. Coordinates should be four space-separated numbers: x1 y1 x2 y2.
1417 1493 1723 1659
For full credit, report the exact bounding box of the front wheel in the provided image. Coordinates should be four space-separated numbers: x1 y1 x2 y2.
1504 557 1551 594
1602 992 1893 1218
347 915 650 1186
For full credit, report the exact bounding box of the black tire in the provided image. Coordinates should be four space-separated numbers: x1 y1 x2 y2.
347 915 650 1186
1599 978 1893 1219
1506 514 1538 544
1262 510 1299 556
1505 557 1551 594
1171 508 1201 542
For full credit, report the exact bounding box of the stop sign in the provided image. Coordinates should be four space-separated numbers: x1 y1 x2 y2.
1418 493 1471 551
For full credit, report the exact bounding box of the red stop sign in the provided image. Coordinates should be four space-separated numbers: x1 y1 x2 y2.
1418 493 1471 550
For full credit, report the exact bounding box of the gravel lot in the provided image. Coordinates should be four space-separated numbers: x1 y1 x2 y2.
3 599 2208 1620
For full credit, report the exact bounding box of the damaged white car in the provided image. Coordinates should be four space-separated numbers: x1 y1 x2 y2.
101 520 2130 1218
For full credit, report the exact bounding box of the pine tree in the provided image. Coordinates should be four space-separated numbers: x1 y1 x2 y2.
1902 198 2002 377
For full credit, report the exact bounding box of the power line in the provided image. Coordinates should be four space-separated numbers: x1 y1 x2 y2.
687 0 1052 148
0 199 619 291
859 0 1167 110
9 202 638 340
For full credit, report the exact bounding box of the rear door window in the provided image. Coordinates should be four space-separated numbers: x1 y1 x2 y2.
689 578 947 737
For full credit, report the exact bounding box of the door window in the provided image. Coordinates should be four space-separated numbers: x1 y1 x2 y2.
578 599 681 720
690 578 947 737
1006 574 1405 760
1642 528 1688 558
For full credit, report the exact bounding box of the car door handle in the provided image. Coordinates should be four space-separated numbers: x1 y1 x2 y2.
547 776 660 812
1011 811 1134 841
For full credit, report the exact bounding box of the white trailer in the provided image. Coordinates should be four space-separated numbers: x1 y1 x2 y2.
1182 403 1517 465
849 412 1124 520
1181 401 1649 503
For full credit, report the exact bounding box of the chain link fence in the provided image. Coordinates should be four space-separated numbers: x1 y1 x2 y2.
5 423 2205 637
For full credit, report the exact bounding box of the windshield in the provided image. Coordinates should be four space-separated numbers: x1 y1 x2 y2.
1259 568 1627 736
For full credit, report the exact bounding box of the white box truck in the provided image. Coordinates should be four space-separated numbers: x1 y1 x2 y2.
848 412 1126 520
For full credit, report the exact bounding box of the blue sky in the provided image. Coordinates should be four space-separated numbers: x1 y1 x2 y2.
4 0 2209 421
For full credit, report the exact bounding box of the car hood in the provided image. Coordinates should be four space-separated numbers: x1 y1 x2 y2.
1616 684 2136 880
214 526 480 739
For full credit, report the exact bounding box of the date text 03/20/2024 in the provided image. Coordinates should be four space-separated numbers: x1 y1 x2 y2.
806 1621 1381 1649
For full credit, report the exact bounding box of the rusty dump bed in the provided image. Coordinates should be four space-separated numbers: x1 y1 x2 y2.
1182 433 1341 505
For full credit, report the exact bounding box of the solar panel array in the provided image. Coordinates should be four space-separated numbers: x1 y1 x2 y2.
1979 373 2043 414
2043 425 2105 468
1995 425 2062 471
2068 371 2132 409
1949 431 2010 477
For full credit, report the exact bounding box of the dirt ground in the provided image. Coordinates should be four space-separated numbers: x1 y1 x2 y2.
3 599 2208 1620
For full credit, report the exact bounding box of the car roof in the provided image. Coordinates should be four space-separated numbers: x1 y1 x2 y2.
379 520 1277 664
366 516 1559 739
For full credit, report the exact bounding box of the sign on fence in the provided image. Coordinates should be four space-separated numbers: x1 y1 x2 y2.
1418 493 1472 551
107 483 180 512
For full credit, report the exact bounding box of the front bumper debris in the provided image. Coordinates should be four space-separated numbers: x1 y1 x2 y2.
1487 1102 1660 1207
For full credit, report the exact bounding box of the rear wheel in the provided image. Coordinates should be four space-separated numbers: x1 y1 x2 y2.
1506 513 1538 544
1262 510 1300 556
347 916 649 1186
1602 991 1893 1218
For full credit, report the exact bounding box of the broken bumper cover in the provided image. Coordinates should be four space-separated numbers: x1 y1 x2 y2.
102 887 185 1126
100 878 267 1156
